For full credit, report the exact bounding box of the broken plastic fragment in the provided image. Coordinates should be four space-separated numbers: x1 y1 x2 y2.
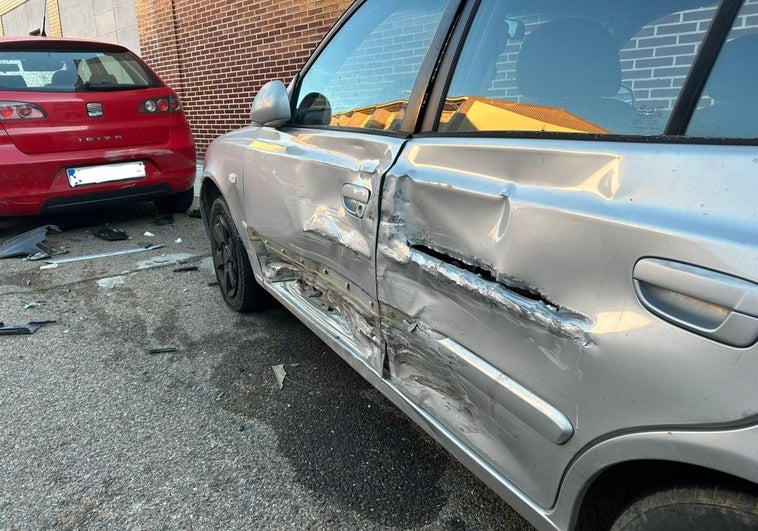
0 225 62 259
94 227 129 241
143 231 155 237
146 346 178 354
272 364 287 390
26 245 68 261
0 320 56 335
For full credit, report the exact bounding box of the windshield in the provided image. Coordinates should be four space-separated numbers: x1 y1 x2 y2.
0 47 161 92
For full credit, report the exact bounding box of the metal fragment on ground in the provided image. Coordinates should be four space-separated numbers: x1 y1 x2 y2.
0 320 56 335
46 244 164 264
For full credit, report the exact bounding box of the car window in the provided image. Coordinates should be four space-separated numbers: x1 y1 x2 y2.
437 0 720 136
292 0 452 131
687 0 758 138
0 48 158 92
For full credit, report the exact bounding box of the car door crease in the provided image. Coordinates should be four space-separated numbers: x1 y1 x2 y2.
379 234 593 346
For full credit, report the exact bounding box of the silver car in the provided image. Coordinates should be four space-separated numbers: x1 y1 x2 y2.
200 0 758 529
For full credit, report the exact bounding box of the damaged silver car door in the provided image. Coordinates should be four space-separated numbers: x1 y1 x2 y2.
377 0 757 511
240 0 458 376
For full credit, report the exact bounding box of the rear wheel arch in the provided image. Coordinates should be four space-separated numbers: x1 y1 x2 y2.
573 460 758 531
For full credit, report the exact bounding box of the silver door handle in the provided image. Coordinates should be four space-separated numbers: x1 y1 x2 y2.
341 183 370 218
633 258 758 348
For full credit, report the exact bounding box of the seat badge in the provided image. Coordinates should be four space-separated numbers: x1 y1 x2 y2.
86 102 104 118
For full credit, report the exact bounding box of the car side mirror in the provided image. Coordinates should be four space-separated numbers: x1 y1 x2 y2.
250 80 291 128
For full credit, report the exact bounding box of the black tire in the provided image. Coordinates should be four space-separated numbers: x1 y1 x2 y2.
611 484 758 531
155 187 194 214
209 197 271 312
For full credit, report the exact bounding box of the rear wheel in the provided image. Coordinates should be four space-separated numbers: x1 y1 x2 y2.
611 484 758 531
209 197 271 312
155 187 194 214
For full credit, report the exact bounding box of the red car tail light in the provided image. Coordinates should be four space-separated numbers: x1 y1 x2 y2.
140 95 183 114
0 102 46 121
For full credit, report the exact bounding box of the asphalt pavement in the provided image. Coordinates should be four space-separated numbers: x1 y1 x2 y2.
0 202 535 530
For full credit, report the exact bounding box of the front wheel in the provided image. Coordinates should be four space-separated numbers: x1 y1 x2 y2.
611 484 758 531
209 197 271 312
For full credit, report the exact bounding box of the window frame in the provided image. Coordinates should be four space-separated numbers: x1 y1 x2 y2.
419 0 757 144
284 0 464 137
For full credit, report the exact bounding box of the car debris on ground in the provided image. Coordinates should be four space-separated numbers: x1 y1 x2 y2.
93 227 129 241
0 225 66 260
146 346 179 354
0 320 56 335
173 265 198 273
272 364 287 390
97 276 127 290
45 244 164 265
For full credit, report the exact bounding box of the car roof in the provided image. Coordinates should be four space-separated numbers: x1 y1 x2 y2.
0 36 130 53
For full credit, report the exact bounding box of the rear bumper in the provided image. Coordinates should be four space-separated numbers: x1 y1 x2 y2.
39 183 174 214
0 143 195 216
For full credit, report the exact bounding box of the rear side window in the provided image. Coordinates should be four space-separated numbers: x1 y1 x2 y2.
292 0 452 131
438 0 721 136
0 48 160 92
687 0 758 137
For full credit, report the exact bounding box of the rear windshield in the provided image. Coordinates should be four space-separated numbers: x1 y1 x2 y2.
0 48 162 92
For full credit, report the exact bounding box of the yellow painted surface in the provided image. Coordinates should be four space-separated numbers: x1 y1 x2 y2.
0 0 61 36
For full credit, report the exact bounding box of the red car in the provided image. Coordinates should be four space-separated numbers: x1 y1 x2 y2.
0 36 195 216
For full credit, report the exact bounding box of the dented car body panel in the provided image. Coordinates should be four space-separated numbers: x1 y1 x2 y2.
237 126 406 375
376 137 758 508
201 0 758 529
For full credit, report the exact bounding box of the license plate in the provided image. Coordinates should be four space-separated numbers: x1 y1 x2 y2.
67 162 146 187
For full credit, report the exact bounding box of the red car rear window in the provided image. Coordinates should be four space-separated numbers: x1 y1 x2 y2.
0 48 162 92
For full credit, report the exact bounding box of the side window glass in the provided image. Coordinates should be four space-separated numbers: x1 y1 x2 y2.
293 0 451 131
438 0 719 136
688 0 758 138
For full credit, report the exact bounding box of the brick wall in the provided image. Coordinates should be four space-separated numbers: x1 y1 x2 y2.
135 0 352 158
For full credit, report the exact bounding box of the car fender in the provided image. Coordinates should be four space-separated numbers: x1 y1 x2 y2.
201 125 267 279
551 422 758 530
